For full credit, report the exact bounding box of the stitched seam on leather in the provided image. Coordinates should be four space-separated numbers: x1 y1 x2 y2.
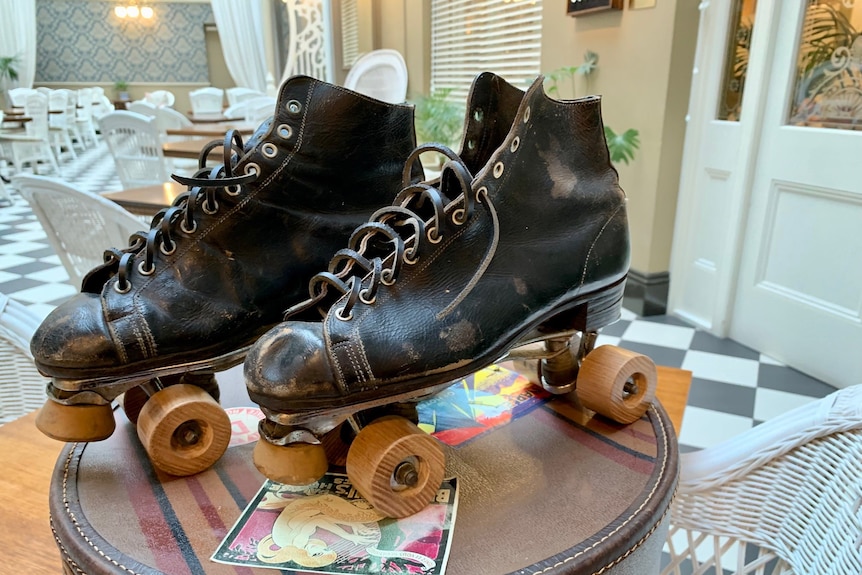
324 314 350 393
129 81 315 324
105 317 128 364
530 404 670 575
52 520 89 575
343 341 366 385
354 336 375 383
576 202 624 294
129 319 150 361
61 445 144 575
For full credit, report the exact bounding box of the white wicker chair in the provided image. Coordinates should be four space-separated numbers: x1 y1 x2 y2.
344 49 408 104
127 100 157 118
0 92 60 175
225 87 265 107
189 87 225 115
0 293 51 424
98 111 170 189
662 385 862 575
143 90 175 108
14 174 144 290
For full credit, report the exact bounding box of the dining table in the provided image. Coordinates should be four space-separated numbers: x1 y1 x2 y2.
186 111 233 124
102 181 187 217
162 137 225 160
166 121 257 138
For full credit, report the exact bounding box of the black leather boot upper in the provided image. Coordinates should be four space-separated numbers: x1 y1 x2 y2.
245 76 630 412
31 76 422 380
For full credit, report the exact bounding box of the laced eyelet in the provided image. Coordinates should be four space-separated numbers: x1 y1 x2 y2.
359 289 376 305
286 100 302 114
335 306 353 321
510 136 520 152
261 142 278 158
524 106 531 123
225 184 241 196
203 199 219 214
476 186 488 201
403 250 419 265
381 269 396 286
244 163 260 176
493 162 504 178
451 208 466 225
160 240 177 256
180 219 197 234
113 279 131 294
473 108 483 122
426 227 442 244
277 123 293 139
467 139 476 150
138 260 155 276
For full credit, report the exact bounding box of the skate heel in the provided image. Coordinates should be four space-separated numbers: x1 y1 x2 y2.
538 276 626 335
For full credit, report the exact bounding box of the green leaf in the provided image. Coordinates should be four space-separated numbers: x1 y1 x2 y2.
604 126 640 165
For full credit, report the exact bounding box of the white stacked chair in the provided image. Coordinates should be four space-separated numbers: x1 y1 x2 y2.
98 111 170 190
189 87 225 115
662 385 862 575
144 90 175 108
0 292 51 425
226 87 265 107
48 89 77 161
0 92 60 175
76 87 99 147
344 49 408 104
7 88 37 108
127 100 157 117
14 174 144 291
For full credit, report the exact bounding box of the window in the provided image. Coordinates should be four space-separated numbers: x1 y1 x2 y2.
431 0 543 102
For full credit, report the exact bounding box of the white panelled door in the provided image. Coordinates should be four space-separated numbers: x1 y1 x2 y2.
730 1 862 388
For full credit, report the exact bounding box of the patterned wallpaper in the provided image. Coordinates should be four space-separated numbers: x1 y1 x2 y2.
35 0 213 84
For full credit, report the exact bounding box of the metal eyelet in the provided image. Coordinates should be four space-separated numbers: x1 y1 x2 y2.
113 280 131 294
286 100 302 114
493 162 504 178
451 208 466 225
403 250 419 265
261 142 278 158
510 136 520 152
203 199 219 215
180 219 197 234
524 106 531 123
473 108 483 122
138 260 155 276
476 186 489 202
225 184 241 196
426 228 443 244
335 306 353 321
381 269 396 286
467 139 476 150
359 289 376 305
277 123 293 139
160 240 176 256
244 163 260 176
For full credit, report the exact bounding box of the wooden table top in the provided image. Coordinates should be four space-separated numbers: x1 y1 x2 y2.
186 111 233 124
162 137 225 160
0 363 689 573
166 121 256 138
102 181 186 216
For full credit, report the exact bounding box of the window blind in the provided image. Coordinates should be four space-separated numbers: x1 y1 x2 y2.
431 0 543 102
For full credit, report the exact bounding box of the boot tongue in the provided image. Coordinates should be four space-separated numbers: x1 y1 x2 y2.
243 116 274 152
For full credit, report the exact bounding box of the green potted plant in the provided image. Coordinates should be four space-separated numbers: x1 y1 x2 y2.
413 88 465 169
604 126 640 166
114 80 130 102
0 55 20 109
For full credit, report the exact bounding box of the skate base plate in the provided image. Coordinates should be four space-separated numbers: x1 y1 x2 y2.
48 363 680 575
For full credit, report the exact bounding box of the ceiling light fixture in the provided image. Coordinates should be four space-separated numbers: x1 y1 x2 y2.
114 4 154 19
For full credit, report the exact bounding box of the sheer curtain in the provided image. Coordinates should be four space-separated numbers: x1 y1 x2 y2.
210 0 268 92
0 0 37 89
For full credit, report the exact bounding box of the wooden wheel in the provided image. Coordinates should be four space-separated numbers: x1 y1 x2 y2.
119 384 150 425
576 345 657 424
35 398 115 442
253 437 328 485
137 384 231 476
346 416 445 518
320 423 350 468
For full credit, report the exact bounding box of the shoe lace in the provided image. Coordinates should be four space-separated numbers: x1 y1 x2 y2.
109 130 259 294
285 142 500 322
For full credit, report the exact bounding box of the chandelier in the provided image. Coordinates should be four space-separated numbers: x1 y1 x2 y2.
114 4 154 18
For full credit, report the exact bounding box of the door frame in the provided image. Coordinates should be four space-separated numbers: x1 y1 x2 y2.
668 0 784 337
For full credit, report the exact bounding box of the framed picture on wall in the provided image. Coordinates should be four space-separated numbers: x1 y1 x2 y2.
566 0 624 16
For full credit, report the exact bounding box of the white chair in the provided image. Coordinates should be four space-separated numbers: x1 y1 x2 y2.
154 106 192 135
662 385 862 575
48 89 77 161
93 95 114 120
226 87 265 107
7 88 36 108
14 174 144 291
189 87 225 115
241 95 276 125
0 292 51 424
127 100 157 117
0 92 60 175
344 49 408 104
143 90 175 108
0 173 11 206
98 111 170 190
76 88 99 147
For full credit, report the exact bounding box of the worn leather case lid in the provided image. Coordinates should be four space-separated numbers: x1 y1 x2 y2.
49 371 678 575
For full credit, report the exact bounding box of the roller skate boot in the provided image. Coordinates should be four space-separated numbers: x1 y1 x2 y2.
31 76 424 476
245 76 658 517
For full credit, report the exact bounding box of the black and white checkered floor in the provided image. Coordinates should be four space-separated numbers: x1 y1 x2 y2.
0 142 837 453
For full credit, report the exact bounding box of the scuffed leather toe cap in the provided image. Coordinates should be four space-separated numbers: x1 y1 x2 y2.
244 321 342 410
30 293 123 377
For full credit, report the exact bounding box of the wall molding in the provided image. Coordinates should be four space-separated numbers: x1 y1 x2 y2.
624 269 670 317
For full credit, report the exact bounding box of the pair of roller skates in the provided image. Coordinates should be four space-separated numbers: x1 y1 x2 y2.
32 72 656 518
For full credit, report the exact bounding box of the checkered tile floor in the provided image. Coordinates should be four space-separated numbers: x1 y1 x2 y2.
0 143 837 453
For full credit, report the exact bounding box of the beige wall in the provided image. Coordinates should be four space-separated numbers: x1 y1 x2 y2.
541 1 698 275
